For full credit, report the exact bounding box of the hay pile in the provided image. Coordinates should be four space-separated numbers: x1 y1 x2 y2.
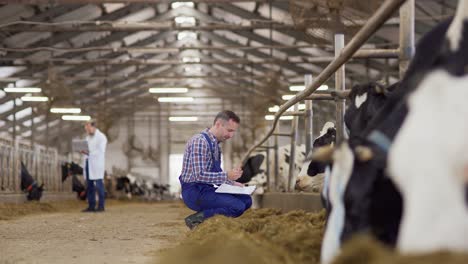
158 208 326 264
333 236 468 264
0 200 84 220
158 208 468 264
0 199 160 220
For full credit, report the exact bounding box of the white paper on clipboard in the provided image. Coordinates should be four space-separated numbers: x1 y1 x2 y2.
72 139 89 153
215 183 256 195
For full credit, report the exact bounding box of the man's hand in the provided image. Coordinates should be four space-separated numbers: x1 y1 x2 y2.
232 181 244 187
227 167 243 181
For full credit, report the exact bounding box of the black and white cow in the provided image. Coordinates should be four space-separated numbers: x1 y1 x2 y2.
20 162 44 201
61 162 86 200
295 122 336 193
388 1 468 253
237 153 265 184
322 3 468 262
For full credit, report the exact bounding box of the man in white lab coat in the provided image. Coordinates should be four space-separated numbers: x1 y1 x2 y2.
82 120 108 212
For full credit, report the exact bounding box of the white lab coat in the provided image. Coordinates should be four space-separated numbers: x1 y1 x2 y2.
83 128 108 180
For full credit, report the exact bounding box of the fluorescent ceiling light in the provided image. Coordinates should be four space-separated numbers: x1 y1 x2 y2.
318 85 329 91
190 82 203 88
4 87 41 93
62 115 91 121
184 65 202 73
268 105 280 112
21 96 48 102
289 85 305 91
149 87 188 93
169 116 198 122
268 104 305 112
182 57 201 63
171 2 194 8
50 108 81 114
157 97 194 102
265 115 294 121
289 84 329 91
282 95 295 100
174 16 196 26
177 31 197 41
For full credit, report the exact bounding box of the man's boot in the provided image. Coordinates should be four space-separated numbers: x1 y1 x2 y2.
184 211 205 229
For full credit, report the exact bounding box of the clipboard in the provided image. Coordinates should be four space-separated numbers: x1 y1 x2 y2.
72 139 89 153
215 183 256 195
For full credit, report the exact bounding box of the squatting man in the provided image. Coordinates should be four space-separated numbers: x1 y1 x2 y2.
179 110 252 229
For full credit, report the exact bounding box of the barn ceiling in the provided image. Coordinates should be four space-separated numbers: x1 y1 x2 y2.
0 0 457 146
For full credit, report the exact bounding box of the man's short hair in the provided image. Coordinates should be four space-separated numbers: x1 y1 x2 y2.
213 110 240 125
86 119 97 127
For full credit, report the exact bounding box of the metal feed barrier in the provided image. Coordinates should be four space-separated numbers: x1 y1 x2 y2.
0 138 71 194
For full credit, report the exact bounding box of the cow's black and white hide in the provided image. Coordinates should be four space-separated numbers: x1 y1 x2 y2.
61 162 83 182
237 153 268 194
152 183 171 200
61 162 86 200
277 144 307 192
321 81 401 263
388 2 468 253
115 175 133 199
295 122 336 193
237 154 265 184
20 162 44 201
322 8 468 262
72 174 87 200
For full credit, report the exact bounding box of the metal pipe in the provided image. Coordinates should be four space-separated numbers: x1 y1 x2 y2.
0 48 400 62
272 133 292 137
288 111 305 116
274 124 279 192
304 74 314 156
304 95 337 100
1 23 304 32
287 102 299 192
12 98 16 143
306 49 400 63
266 143 271 191
10 0 280 3
0 44 319 54
399 0 415 78
241 0 406 164
335 33 346 144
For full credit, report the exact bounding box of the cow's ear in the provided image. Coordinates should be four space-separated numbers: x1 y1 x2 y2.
374 85 388 95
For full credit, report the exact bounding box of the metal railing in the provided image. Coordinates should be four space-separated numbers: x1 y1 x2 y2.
0 138 71 193
241 0 410 191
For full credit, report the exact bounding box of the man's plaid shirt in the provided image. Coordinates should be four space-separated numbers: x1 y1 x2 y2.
179 129 233 185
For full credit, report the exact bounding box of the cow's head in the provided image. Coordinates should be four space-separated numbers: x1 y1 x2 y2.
345 82 396 138
238 154 265 184
27 183 44 201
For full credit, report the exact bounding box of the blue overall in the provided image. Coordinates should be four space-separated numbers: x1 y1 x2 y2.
180 132 252 218
85 159 105 209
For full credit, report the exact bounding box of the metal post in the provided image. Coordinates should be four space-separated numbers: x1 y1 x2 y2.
304 74 314 155
30 107 34 147
287 102 299 192
335 33 346 144
274 123 279 191
12 98 16 143
399 0 415 78
265 142 270 190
